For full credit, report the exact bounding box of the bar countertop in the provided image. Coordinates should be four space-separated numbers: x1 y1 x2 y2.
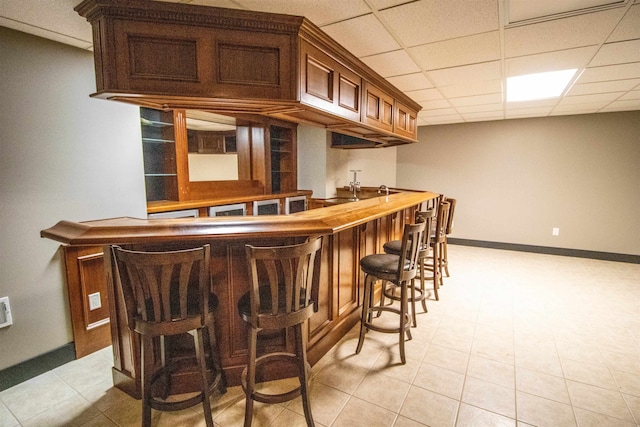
41 190 438 245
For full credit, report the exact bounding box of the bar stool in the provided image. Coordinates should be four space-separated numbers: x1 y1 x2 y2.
110 245 226 427
238 238 323 427
424 200 451 300
441 197 457 277
356 221 426 364
381 209 436 326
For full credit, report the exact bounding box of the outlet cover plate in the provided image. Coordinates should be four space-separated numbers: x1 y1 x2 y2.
88 292 101 311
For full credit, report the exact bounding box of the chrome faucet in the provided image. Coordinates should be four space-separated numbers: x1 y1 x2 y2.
348 170 361 201
378 185 389 196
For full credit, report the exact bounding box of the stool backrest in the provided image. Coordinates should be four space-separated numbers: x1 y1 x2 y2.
444 197 456 235
434 201 451 244
111 245 211 331
396 221 426 283
245 238 322 330
415 209 436 254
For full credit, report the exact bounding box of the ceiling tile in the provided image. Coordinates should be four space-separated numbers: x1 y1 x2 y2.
578 62 640 83
560 92 625 105
187 0 241 7
551 103 604 114
321 14 400 57
405 88 444 102
600 98 640 111
505 46 598 77
367 0 415 10
456 103 503 113
439 79 503 98
0 0 92 47
607 4 640 42
506 107 552 118
425 114 464 124
507 0 624 23
428 61 501 86
386 73 434 91
235 0 370 26
449 93 503 107
568 78 640 95
419 107 460 117
409 31 501 70
419 99 452 109
589 39 640 67
618 90 640 100
504 8 624 57
506 98 559 109
379 0 499 47
361 50 421 77
461 111 505 121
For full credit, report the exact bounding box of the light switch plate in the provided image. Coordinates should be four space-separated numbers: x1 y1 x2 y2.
0 296 13 328
88 292 101 311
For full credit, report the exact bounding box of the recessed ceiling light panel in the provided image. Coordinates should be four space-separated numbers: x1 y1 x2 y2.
507 69 578 102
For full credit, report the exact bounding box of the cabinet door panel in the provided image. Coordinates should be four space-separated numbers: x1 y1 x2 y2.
300 42 361 122
394 101 418 139
362 82 394 132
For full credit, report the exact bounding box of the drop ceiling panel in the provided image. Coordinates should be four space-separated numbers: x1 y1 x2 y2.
409 31 501 70
321 14 400 57
427 61 501 86
578 62 640 83
504 9 624 58
461 111 504 121
507 0 624 23
601 97 640 111
506 107 553 118
589 39 640 66
560 92 625 104
419 107 460 117
568 79 640 95
235 0 370 26
506 98 559 109
419 99 452 109
505 46 598 77
361 50 421 77
456 103 503 114
386 73 434 91
439 80 503 98
367 0 415 10
406 88 444 102
607 4 640 42
379 0 499 47
449 93 503 107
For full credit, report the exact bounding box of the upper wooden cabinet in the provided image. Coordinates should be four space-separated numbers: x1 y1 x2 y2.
75 0 421 147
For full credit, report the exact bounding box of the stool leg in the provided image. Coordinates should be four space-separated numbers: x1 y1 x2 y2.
443 239 450 277
410 278 417 327
141 336 153 427
419 257 428 313
244 328 258 427
356 275 373 355
295 322 315 427
205 321 226 394
194 328 214 427
399 282 408 364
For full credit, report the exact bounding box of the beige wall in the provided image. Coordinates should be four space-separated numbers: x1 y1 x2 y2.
396 112 640 255
0 27 147 370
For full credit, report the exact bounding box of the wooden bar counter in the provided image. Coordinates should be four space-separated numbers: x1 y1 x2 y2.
42 190 438 397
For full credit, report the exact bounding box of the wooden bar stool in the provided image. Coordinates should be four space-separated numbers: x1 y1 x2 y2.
238 238 323 427
381 209 436 326
356 221 426 364
441 197 457 277
110 245 226 427
423 200 450 300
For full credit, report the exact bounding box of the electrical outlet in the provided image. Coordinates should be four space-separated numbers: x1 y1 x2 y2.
88 292 101 311
0 296 13 328
552 227 560 236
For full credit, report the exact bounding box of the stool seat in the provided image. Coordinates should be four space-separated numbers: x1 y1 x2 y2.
355 220 426 364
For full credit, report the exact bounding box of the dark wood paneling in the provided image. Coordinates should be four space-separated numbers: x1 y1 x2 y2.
63 246 111 359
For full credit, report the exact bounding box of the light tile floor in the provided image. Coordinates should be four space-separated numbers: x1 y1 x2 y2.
1 245 639 426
